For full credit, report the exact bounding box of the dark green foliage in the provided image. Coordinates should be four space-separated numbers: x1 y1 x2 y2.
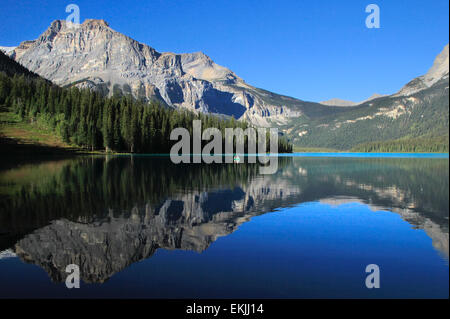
0 55 292 153
351 136 449 152
284 79 449 152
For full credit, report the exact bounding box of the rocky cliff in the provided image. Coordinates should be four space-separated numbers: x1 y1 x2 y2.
8 19 312 126
282 44 449 149
5 20 448 142
396 44 449 97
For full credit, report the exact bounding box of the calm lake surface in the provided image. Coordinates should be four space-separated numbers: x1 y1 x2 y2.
0 154 448 298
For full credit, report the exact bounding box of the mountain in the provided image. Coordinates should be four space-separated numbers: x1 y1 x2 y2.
280 44 449 150
2 47 295 154
6 19 330 127
320 93 386 107
0 46 16 54
3 20 448 150
396 44 449 96
321 44 449 108
320 98 357 107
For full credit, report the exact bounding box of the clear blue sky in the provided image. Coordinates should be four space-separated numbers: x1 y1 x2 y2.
0 0 448 102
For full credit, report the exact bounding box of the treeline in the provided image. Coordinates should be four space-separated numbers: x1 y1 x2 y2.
0 51 44 79
351 136 449 153
0 68 293 153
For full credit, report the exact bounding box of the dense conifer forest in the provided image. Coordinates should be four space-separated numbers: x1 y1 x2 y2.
0 51 293 154
351 136 448 153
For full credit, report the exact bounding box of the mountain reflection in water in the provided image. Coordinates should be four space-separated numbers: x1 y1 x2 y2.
0 155 448 292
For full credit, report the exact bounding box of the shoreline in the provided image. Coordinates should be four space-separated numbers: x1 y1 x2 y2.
1 135 448 163
1 141 448 158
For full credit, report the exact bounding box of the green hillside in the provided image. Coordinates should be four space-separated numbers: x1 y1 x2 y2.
351 136 448 153
280 78 449 152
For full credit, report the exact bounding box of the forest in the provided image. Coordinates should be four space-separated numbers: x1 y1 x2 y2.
0 52 293 154
351 136 449 153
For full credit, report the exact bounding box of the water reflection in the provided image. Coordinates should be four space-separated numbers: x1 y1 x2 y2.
0 156 448 284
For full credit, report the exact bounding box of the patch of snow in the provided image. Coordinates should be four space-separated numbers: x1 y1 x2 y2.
0 249 16 259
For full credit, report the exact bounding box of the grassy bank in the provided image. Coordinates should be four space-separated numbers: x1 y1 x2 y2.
0 109 72 148
0 108 95 157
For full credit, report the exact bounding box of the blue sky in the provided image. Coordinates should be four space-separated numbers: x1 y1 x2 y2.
0 0 448 102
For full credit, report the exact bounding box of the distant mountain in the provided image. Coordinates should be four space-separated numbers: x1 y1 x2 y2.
5 19 333 127
320 93 386 107
281 44 449 150
320 98 357 107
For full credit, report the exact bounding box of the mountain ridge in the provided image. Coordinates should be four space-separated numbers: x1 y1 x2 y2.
320 93 387 107
7 19 319 126
3 19 448 150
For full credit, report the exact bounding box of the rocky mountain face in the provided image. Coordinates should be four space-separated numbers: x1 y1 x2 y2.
7 19 314 126
320 45 449 107
396 44 449 97
3 19 448 146
282 44 449 149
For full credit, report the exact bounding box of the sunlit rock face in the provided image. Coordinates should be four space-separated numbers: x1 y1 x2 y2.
396 44 449 97
8 19 307 125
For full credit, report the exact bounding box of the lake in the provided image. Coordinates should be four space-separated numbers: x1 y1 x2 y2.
0 154 448 298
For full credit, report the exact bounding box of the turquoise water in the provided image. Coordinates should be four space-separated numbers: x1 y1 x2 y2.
286 152 449 158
